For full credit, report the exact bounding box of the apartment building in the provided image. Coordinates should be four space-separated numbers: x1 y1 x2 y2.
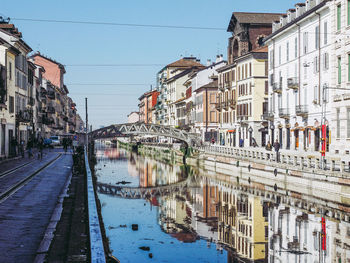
217 12 280 147
332 0 350 157
265 0 333 156
155 57 204 126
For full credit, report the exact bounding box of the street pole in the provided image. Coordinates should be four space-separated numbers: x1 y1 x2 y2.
85 97 88 151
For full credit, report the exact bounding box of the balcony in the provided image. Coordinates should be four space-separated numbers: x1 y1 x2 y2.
28 97 35 106
223 101 229 110
279 108 290 119
295 105 308 117
218 84 225 92
229 99 236 108
16 110 31 123
273 83 282 93
47 91 55 100
215 102 223 111
46 106 56 114
287 77 298 90
261 111 274 120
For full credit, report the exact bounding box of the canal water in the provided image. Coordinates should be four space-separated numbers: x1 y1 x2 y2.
94 143 350 263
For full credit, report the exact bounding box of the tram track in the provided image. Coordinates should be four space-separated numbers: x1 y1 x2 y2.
0 159 35 179
0 154 62 204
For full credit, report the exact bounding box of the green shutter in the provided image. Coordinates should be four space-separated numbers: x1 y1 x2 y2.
348 0 350 25
338 5 341 31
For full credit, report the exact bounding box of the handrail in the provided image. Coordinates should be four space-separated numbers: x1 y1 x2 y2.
84 147 106 263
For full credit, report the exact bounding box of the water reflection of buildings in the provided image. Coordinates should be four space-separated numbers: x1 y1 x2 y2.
217 185 269 262
130 153 185 187
269 204 350 263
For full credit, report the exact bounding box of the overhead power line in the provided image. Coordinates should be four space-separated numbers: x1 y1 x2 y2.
11 17 226 31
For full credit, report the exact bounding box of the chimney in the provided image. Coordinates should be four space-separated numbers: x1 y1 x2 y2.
206 59 212 66
295 3 306 18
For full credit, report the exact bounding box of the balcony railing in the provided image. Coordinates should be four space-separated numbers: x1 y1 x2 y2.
16 110 31 123
273 83 282 93
28 97 35 106
287 77 298 90
47 91 55 100
279 108 290 119
295 105 308 116
261 111 274 120
229 99 236 108
46 106 56 114
215 102 223 111
223 101 229 110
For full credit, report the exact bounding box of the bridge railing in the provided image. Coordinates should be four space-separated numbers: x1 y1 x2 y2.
198 145 350 174
84 147 106 263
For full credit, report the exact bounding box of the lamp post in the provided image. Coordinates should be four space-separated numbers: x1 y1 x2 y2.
270 123 275 144
248 126 253 146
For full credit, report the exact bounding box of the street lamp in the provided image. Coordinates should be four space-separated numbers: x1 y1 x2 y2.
270 123 275 144
248 126 253 146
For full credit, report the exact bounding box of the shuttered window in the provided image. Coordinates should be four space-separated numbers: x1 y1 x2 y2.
338 57 342 84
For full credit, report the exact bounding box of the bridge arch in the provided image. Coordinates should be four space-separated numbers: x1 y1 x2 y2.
90 123 201 147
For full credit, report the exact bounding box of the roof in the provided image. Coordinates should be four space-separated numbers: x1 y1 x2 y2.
167 57 204 68
195 80 218 93
166 68 195 84
264 0 328 43
31 52 66 73
228 12 283 32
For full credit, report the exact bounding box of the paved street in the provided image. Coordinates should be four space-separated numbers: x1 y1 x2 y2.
0 148 73 263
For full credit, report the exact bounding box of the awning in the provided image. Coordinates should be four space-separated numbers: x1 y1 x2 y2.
258 127 268 132
227 129 236 133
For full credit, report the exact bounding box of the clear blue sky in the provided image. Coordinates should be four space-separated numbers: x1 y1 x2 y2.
2 0 297 129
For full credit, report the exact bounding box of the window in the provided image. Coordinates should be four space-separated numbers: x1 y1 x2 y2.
314 85 319 104
265 81 268 95
8 62 12 80
337 108 341 138
269 50 274 68
295 37 298 58
324 21 328 45
286 42 289 62
249 63 252 77
337 5 341 31
279 46 282 65
323 53 329 70
9 96 14 113
210 111 216 123
347 108 350 138
303 32 308 54
338 56 342 84
315 26 319 49
314 56 319 73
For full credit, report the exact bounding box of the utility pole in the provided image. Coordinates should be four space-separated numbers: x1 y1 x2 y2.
85 97 88 150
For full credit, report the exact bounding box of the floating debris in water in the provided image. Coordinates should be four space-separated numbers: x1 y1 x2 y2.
132 224 138 231
138 246 150 251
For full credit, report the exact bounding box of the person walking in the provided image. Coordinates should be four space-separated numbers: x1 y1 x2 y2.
273 139 280 163
20 140 25 158
38 138 44 160
27 139 33 158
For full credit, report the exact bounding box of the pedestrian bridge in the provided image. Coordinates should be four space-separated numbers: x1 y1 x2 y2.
96 177 194 199
91 123 201 147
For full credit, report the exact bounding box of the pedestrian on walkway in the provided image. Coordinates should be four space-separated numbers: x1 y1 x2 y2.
27 139 33 158
273 139 280 162
20 140 25 158
38 138 44 160
63 138 68 154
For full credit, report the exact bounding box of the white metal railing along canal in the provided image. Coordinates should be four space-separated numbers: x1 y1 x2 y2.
84 148 106 263
197 145 350 174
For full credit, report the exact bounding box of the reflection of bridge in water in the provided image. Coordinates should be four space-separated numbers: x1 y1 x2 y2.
96 176 196 199
97 173 350 223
